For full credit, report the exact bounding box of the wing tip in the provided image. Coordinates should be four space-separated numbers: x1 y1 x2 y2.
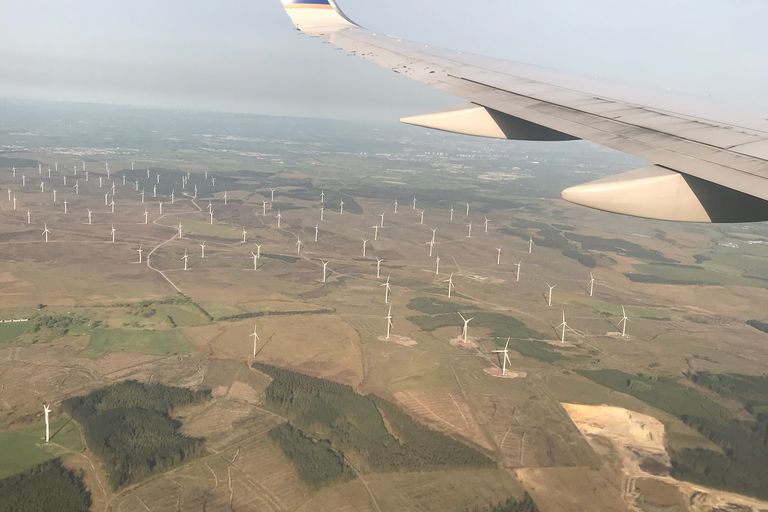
280 0 356 32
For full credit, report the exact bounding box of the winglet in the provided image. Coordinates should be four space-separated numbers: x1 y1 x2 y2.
280 0 356 33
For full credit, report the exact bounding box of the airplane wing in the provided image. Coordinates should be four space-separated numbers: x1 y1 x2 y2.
278 0 768 222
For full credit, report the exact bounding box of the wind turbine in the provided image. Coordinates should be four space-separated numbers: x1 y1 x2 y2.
251 251 258 270
320 189 325 204
546 283 556 307
528 235 534 254
588 272 595 297
419 209 425 225
27 210 31 224
515 261 522 282
110 224 116 243
262 200 267 216
385 304 393 339
379 212 385 228
296 236 302 255
137 245 144 263
144 210 149 225
254 243 262 260
276 210 282 228
87 209 93 225
493 338 513 376
412 195 417 210
270 188 276 201
466 223 472 239
496 247 502 265
449 204 454 221
209 208 214 224
321 259 329 283
200 241 206 258
381 275 391 303
393 199 398 213
250 325 260 357
110 198 115 213
241 227 247 243
435 255 440 275
13 196 17 211
376 257 383 279
159 202 163 214
458 313 474 344
426 239 435 257
43 404 51 443
430 227 437 244
466 202 470 217
445 273 454 299
182 249 189 271
362 238 368 258
484 216 490 233
339 199 344 215
224 190 228 205
619 306 629 337
315 223 319 242
40 181 45 193
320 204 325 221
178 222 183 239
42 223 50 243
558 310 568 344
372 224 380 241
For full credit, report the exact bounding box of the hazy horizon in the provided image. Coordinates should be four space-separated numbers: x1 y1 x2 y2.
2 0 767 121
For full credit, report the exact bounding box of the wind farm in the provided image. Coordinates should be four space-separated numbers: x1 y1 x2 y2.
0 104 767 512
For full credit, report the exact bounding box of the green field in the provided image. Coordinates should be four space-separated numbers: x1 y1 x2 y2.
153 304 210 327
81 328 193 358
173 217 241 240
0 418 84 478
627 263 750 287
0 322 29 346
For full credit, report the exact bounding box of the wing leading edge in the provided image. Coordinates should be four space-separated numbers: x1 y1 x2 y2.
278 0 768 222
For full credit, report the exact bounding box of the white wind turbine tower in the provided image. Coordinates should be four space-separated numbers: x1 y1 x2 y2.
484 216 490 233
412 195 417 210
43 404 51 443
276 211 282 228
250 325 260 357
209 208 214 224
144 210 149 225
224 190 228 205
171 189 175 204
52 189 57 203
546 283 556 307
458 313 474 344
419 210 425 225
430 227 437 244
466 223 472 239
449 204 454 221
320 204 325 221
379 212 385 228
27 210 31 224
393 199 398 214
619 306 629 337
515 261 522 282
385 304 393 340
375 257 383 279
63 200 67 214
254 243 262 261
110 198 115 214
426 239 435 258
381 274 391 303
528 235 534 254
296 236 302 255
320 189 325 204
241 227 247 243
435 255 440 275
321 259 329 283
40 181 45 193
315 224 319 242
251 251 259 270
362 238 368 258
111 224 116 243
13 195 17 211
178 222 183 239
270 188 276 201
558 310 568 344
372 224 379 241
42 223 51 243
588 272 595 297
262 200 267 216
200 241 206 258
182 249 189 271
159 201 163 214
466 202 470 217
339 199 344 215
137 245 144 263
493 338 513 376
445 273 454 299
87 209 93 225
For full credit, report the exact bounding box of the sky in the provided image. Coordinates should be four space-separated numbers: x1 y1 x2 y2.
1 0 767 121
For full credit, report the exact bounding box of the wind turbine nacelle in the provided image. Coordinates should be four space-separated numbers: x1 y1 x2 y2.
401 104 578 141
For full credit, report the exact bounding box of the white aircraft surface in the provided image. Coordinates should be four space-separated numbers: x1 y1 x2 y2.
279 0 768 223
